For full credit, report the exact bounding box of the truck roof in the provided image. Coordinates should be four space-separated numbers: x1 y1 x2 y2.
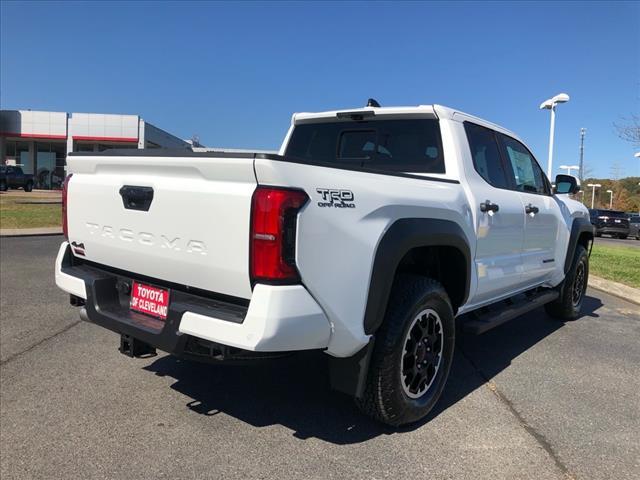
292 104 522 143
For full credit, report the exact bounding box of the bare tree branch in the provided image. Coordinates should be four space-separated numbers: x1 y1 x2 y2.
614 114 640 147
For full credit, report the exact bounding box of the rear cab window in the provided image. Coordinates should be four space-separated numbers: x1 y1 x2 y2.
597 210 628 218
285 119 445 174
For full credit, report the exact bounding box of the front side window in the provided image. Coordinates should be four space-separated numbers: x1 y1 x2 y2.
285 119 445 174
464 122 510 189
498 134 548 195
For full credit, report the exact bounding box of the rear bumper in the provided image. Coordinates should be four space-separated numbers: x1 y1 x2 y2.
54 242 331 355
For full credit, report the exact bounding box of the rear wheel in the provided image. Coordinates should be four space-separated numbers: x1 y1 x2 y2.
619 235 628 240
355 275 455 426
23 181 33 192
545 244 589 320
0 180 7 191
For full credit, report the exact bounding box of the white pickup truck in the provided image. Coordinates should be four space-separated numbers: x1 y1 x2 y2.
55 101 594 426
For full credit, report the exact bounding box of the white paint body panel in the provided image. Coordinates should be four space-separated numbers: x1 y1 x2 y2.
254 158 473 356
55 241 87 299
66 154 256 299
179 284 331 351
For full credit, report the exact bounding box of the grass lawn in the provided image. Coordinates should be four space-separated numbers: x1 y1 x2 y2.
0 194 61 229
590 244 640 289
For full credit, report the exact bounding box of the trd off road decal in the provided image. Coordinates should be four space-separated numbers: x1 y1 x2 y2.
316 188 355 208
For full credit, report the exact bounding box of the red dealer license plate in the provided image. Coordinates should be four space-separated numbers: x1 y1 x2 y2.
130 281 170 320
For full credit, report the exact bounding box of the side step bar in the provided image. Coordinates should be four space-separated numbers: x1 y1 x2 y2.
461 289 559 335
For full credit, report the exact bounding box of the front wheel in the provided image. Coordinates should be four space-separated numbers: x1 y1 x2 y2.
355 275 455 426
619 235 628 240
0 181 7 191
545 244 589 320
23 181 33 192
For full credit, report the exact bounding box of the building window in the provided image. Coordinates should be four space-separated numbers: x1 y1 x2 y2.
3 141 31 170
35 142 66 189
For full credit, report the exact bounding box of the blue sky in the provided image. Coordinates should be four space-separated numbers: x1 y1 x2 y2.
1 1 638 178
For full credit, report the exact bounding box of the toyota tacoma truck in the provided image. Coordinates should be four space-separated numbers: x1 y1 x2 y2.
55 101 594 426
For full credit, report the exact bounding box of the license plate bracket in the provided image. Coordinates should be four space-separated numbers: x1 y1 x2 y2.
129 281 170 320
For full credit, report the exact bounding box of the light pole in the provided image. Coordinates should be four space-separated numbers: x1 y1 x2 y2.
606 189 613 209
579 128 586 181
587 183 601 209
540 93 570 179
559 164 580 176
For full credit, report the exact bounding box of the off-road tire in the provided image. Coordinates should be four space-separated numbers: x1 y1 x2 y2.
355 275 455 426
545 244 589 320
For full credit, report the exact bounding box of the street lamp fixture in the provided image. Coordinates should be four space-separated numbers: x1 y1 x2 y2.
606 189 613 209
587 183 601 209
540 93 570 179
559 164 580 176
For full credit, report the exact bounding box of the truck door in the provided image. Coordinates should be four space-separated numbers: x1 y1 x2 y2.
463 122 529 305
496 133 560 285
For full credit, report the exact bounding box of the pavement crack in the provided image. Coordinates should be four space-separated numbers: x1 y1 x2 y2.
0 319 82 366
458 347 577 480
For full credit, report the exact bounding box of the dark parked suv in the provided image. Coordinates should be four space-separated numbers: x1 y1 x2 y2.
589 209 630 239
629 215 640 240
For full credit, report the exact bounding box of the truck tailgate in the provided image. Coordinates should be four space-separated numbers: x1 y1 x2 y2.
65 153 256 299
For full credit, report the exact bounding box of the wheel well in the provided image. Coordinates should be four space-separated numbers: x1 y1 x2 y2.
395 246 467 313
577 231 593 250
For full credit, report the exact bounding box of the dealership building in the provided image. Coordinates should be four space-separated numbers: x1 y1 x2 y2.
0 110 189 189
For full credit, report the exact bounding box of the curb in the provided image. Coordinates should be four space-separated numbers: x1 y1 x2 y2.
588 275 640 306
0 227 63 237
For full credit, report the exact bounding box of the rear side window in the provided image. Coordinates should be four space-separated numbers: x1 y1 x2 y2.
464 122 510 189
285 119 445 174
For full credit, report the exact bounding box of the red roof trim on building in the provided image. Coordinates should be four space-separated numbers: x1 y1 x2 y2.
0 132 67 140
73 135 138 143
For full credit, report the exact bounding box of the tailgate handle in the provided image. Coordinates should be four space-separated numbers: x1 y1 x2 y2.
119 186 154 211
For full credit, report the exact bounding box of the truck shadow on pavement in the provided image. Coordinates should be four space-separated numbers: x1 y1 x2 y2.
144 295 603 444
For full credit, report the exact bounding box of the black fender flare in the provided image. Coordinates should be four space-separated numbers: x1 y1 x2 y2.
330 218 471 398
363 218 471 335
564 217 595 274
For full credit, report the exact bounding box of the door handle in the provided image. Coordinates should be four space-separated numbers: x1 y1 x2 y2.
480 200 500 213
525 204 539 215
119 185 154 212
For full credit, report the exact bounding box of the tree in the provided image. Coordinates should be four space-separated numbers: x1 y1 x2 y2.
614 114 640 147
614 187 634 211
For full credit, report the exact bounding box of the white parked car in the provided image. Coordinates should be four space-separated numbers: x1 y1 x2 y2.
55 101 594 426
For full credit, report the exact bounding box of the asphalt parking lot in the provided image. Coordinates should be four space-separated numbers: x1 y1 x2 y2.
1 236 639 480
595 235 640 249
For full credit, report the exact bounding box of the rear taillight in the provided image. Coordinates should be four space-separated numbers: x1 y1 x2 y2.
250 186 308 284
62 173 72 239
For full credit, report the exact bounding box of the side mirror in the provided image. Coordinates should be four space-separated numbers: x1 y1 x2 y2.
554 174 580 195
